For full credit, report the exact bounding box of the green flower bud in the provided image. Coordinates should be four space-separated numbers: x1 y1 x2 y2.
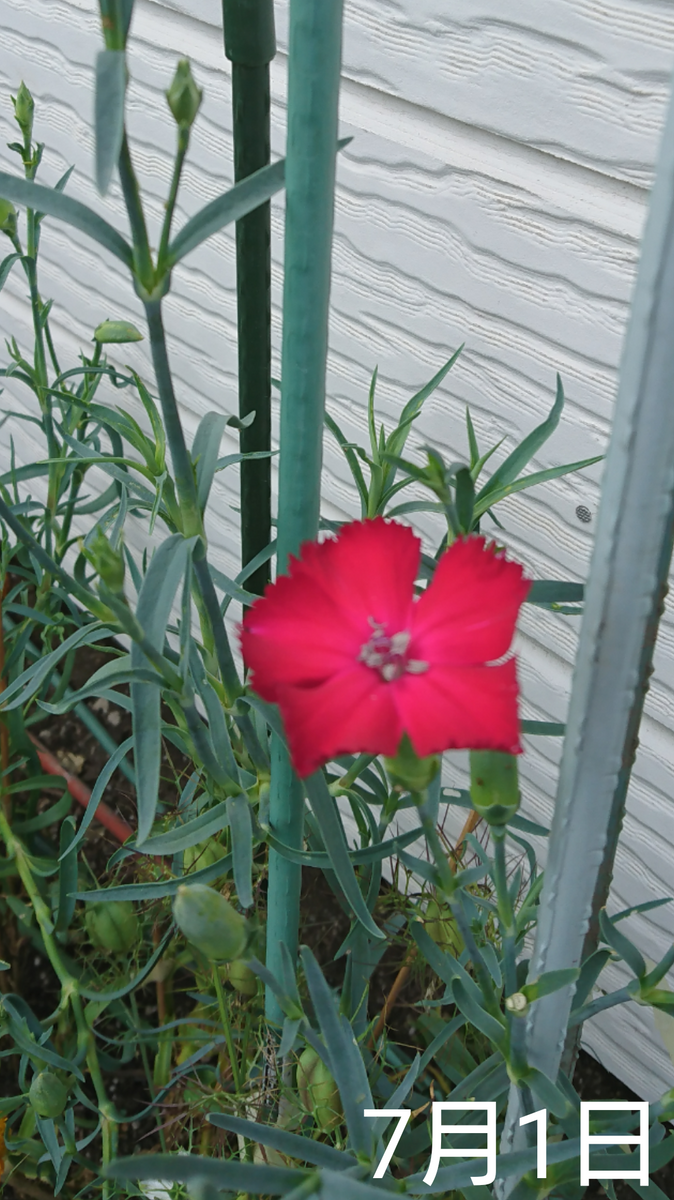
225 959 257 996
384 734 440 795
470 750 520 826
12 82 34 143
85 900 138 954
82 528 126 594
297 1047 342 1132
173 884 247 962
183 839 227 880
424 896 462 956
29 1071 68 1119
94 318 143 344
0 198 17 240
166 60 202 129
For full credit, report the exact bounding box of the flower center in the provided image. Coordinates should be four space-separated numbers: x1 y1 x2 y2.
358 619 428 682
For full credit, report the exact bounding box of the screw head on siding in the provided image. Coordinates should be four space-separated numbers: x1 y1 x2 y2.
575 505 592 524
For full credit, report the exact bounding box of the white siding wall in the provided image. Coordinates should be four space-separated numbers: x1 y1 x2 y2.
2 0 674 1097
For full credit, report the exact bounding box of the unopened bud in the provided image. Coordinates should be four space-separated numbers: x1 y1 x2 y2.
0 199 17 240
94 318 143 344
297 1047 342 1132
470 750 520 826
173 884 247 962
12 82 34 143
83 528 126 594
166 60 202 130
85 900 138 954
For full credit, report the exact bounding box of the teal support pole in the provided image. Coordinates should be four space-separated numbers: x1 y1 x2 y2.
497 73 674 1194
222 0 276 598
264 0 345 1026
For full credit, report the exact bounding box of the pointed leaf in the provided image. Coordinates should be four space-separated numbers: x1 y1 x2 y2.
473 455 604 519
0 172 133 267
192 412 227 510
207 1113 356 1170
133 535 197 844
0 252 20 292
95 50 126 194
476 374 566 504
303 772 383 941
227 793 253 909
301 947 375 1159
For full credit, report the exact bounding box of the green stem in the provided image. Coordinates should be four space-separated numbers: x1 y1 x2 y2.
143 299 202 537
492 827 518 998
157 127 189 272
118 131 155 289
213 965 241 1093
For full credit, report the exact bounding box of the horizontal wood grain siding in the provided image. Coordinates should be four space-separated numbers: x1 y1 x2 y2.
0 0 673 1096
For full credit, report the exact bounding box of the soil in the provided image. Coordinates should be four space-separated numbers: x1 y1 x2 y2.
1 641 672 1198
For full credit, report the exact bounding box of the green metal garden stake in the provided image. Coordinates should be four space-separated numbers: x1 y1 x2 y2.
222 0 276 598
497 73 674 1195
264 0 345 1026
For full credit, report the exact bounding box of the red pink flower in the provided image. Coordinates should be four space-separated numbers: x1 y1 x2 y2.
240 518 530 778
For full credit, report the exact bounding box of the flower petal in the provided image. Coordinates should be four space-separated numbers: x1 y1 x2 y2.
241 518 421 700
276 667 403 777
310 517 420 632
395 659 522 756
411 537 530 666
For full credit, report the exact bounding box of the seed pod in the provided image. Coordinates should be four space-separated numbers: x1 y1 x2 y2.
93 319 143 344
469 750 521 826
225 959 257 996
166 59 202 129
0 198 17 240
173 884 247 962
13 82 34 142
29 1071 68 1119
297 1047 342 1132
85 900 138 954
183 839 227 880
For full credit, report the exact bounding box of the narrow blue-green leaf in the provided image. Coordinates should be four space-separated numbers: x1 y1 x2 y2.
324 411 369 513
599 908 646 979
133 535 197 844
125 800 230 857
0 252 20 292
63 738 134 858
0 622 112 711
0 172 133 267
192 412 227 510
301 947 375 1159
527 581 584 606
521 719 566 736
169 157 288 265
614 896 673 922
226 793 253 909
12 788 71 833
303 773 383 941
473 454 604 519
207 1114 356 1170
107 1154 306 1193
267 825 420 868
95 50 126 195
383 348 463 498
73 852 232 902
476 374 566 504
